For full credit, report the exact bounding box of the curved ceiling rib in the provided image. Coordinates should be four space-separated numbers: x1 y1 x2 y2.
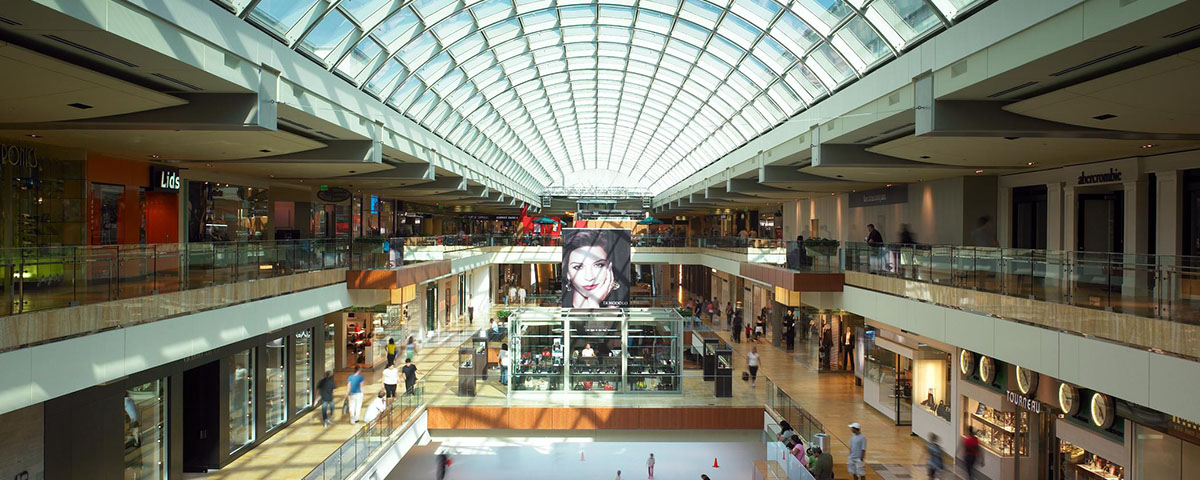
216 0 985 194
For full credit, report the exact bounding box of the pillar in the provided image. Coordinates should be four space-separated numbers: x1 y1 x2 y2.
1156 171 1181 257
1123 179 1150 301
771 300 784 348
1062 186 1076 252
1046 182 1064 251
996 186 1012 248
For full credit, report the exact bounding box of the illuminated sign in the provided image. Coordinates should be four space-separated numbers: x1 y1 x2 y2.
149 166 181 192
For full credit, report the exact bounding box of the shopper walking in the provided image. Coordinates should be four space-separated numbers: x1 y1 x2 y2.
402 358 419 394
848 423 867 480
507 285 516 305
499 343 511 386
615 470 622 480
731 312 743 343
646 453 656 478
316 370 335 427
386 338 397 366
926 433 944 479
962 426 982 480
347 367 365 424
382 361 399 399
518 285 527 305
747 347 760 387
405 335 416 361
725 302 733 328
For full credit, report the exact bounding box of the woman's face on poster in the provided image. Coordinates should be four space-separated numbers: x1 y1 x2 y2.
567 245 613 304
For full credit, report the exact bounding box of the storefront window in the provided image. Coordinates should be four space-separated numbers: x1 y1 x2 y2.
187 182 268 242
324 322 336 375
264 337 287 430
229 349 255 452
1061 440 1125 480
1134 423 1195 480
569 318 621 391
915 346 952 421
294 329 313 411
123 379 166 480
964 396 1027 456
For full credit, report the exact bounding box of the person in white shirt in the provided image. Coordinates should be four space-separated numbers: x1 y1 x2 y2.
518 286 527 305
499 343 511 386
363 391 387 423
507 285 517 305
581 344 596 357
646 453 656 478
747 346 761 387
382 362 400 399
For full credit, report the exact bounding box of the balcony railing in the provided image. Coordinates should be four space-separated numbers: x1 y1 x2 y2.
844 242 1200 324
0 239 350 316
302 378 427 480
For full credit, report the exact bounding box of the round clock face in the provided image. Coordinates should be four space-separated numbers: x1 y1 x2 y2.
1091 393 1115 429
1059 383 1079 416
979 356 995 384
960 350 976 376
1017 366 1039 394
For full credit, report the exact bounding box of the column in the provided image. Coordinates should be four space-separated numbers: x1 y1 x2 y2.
1123 179 1150 301
771 299 784 348
1062 186 1076 252
997 186 1012 248
1045 182 1064 251
782 200 800 241
1156 171 1181 257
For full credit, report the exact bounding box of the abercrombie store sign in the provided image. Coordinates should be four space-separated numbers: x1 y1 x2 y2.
1077 168 1122 186
149 166 181 192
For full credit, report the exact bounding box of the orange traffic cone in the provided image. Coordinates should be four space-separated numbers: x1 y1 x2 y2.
713 457 720 468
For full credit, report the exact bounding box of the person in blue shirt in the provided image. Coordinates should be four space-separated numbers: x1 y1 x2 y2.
347 367 366 424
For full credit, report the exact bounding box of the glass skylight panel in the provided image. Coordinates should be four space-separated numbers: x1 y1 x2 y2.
520 10 557 33
374 8 422 49
472 0 514 25
412 0 457 24
928 0 984 19
790 0 854 35
432 10 476 44
399 31 439 66
635 10 674 36
514 0 552 15
717 13 761 50
336 37 384 78
298 10 356 60
865 0 943 49
365 58 405 94
832 16 892 71
248 0 320 35
740 55 775 89
598 6 636 26
806 43 856 87
483 18 522 44
730 0 781 30
341 0 389 23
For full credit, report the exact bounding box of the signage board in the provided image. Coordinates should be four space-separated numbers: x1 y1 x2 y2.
149 166 181 192
1006 390 1043 414
1077 168 1122 186
849 184 908 207
317 186 352 203
561 228 631 308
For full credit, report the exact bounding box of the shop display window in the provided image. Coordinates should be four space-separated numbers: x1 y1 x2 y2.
1060 440 1124 480
627 320 679 392
511 319 565 391
324 322 336 376
123 378 165 480
915 346 952 421
294 329 313 410
264 337 287 430
187 183 268 242
963 397 1027 456
229 349 255 452
570 319 621 392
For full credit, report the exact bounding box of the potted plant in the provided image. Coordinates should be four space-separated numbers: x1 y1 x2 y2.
803 237 841 257
496 310 512 322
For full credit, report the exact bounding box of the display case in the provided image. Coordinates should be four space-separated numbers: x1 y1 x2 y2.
627 318 681 393
472 333 489 382
703 338 719 381
964 397 1027 456
1060 440 1124 480
457 346 477 397
509 307 683 394
714 346 733 397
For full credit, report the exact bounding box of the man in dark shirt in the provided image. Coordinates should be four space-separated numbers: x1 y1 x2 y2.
402 359 419 394
316 371 336 427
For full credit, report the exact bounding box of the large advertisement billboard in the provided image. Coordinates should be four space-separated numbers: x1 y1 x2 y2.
561 228 631 308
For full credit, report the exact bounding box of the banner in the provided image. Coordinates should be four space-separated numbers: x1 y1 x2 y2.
561 228 631 308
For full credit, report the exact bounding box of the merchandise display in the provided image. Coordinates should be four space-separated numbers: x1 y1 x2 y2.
964 397 1027 456
1060 441 1124 480
916 346 952 421
509 307 682 393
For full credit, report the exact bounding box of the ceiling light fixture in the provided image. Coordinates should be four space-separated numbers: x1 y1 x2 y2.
920 155 931 159
149 154 160 159
975 169 984 174
1026 162 1036 166
1093 114 1117 120
206 163 213 167
1141 144 1156 149
348 170 356 173
259 149 272 153
25 134 40 138
67 102 93 110
886 184 893 187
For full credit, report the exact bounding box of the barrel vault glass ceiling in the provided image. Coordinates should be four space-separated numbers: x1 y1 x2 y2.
214 0 985 194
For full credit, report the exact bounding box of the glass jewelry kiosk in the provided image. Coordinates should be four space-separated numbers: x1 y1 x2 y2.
509 308 683 394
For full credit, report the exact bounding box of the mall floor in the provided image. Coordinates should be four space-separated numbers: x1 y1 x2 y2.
193 303 957 480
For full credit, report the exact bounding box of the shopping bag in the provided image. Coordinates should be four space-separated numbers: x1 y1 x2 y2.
742 371 750 381
342 397 349 414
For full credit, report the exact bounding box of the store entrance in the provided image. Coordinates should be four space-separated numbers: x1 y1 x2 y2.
426 284 438 331
1076 192 1124 253
182 360 220 472
1012 185 1048 249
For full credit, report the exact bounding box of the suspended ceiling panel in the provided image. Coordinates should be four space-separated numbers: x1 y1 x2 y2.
215 0 987 193
868 135 1199 168
0 129 325 161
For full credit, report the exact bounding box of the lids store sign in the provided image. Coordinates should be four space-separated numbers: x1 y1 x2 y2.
150 166 181 192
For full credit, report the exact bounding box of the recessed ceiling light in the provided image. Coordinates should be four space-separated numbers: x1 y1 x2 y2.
886 184 893 187
149 154 160 159
836 175 844 178
67 102 93 110
1026 162 1036 166
269 175 275 178
1004 136 1020 141
348 170 356 173
259 149 271 153
25 134 40 138
1141 144 1156 149
1093 114 1117 120
206 163 213 167
975 169 984 174
920 155 931 159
